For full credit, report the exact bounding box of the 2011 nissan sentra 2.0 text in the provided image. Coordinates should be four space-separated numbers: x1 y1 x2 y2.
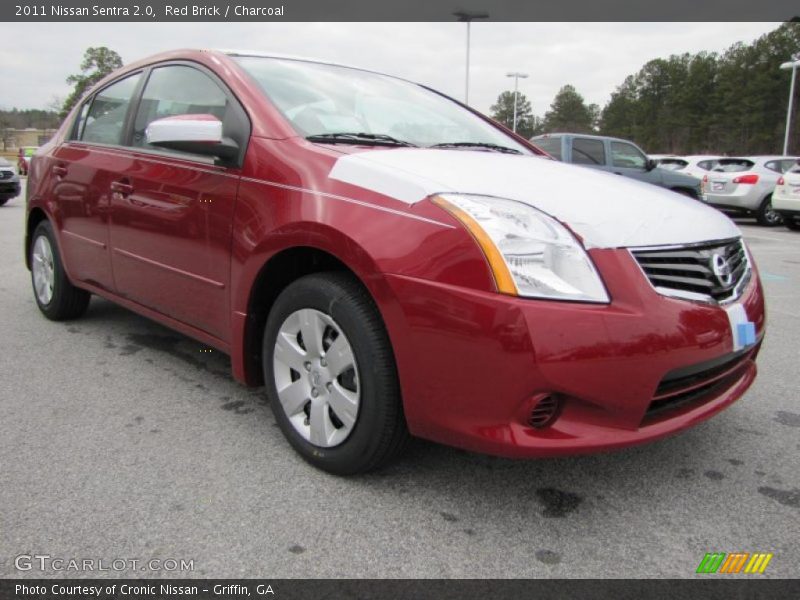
24 49 765 474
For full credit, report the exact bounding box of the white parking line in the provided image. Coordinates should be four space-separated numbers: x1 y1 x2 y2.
742 233 797 244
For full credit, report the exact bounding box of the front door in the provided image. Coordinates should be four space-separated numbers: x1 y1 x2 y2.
109 64 243 341
609 140 661 185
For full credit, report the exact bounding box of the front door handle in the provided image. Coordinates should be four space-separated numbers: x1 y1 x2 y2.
110 180 134 196
52 165 67 178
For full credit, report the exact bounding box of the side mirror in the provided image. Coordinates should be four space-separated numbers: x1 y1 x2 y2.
145 114 239 163
645 158 657 171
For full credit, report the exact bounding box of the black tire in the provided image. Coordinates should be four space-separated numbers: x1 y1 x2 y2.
263 272 408 475
0 198 7 207
30 221 90 320
756 195 783 227
786 218 800 231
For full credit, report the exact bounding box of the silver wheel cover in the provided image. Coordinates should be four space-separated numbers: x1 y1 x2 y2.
273 308 360 448
32 235 55 306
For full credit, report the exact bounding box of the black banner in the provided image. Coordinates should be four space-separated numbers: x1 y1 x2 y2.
2 579 800 600
2 0 800 22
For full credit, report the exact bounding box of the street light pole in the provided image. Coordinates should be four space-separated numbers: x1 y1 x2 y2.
453 10 489 105
506 72 529 133
780 54 800 156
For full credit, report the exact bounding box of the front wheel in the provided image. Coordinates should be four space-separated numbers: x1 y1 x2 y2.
0 198 7 207
30 221 90 320
786 218 800 231
756 195 783 227
263 272 408 475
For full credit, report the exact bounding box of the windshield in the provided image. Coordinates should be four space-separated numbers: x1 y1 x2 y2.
235 56 531 153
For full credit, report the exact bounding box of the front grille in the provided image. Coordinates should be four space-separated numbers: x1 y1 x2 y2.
631 238 750 303
645 349 753 419
0 170 13 180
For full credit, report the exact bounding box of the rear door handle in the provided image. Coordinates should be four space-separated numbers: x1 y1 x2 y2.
110 180 134 196
52 165 67 177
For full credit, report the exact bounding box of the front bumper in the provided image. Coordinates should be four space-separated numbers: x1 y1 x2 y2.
384 247 765 458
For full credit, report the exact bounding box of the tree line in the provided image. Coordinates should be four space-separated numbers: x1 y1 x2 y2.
492 22 800 155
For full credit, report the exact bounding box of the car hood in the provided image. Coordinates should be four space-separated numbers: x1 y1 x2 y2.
328 149 740 248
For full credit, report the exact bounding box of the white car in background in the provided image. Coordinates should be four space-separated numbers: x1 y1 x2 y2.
773 161 800 230
652 155 722 179
701 156 799 226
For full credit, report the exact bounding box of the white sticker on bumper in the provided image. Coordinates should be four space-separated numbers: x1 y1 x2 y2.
725 303 756 352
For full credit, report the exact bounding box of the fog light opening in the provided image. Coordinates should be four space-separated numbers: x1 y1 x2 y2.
528 394 563 429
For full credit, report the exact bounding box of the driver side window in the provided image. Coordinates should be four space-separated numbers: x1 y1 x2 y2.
610 141 647 169
132 65 228 150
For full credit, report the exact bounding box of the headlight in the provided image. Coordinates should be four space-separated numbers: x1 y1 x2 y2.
432 194 609 303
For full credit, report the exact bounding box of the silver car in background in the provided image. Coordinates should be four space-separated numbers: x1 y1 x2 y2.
773 161 800 231
701 156 800 226
0 158 21 207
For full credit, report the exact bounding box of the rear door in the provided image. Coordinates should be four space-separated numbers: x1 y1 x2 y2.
48 72 144 292
109 62 248 340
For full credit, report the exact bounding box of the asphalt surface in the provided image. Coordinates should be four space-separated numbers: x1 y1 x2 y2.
1 179 798 579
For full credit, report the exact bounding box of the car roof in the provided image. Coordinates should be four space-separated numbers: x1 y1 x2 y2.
532 132 641 145
218 49 383 75
103 48 424 100
720 156 799 162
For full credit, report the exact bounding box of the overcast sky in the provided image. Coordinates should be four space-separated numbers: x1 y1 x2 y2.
0 22 782 117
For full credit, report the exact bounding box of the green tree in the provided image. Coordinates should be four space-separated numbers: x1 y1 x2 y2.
490 90 537 138
542 85 596 134
60 47 123 119
598 22 800 155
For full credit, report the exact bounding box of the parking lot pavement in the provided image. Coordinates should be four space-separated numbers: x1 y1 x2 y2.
1 181 798 579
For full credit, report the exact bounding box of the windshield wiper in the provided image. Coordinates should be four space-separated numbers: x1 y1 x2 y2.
429 142 522 154
306 133 416 147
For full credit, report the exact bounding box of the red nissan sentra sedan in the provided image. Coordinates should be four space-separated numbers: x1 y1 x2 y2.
25 50 765 474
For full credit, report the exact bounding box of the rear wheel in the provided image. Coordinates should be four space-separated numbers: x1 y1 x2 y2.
263 272 408 475
0 199 7 207
756 195 783 227
786 218 800 231
30 221 90 320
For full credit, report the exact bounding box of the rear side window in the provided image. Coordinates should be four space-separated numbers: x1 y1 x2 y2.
765 160 783 173
658 158 688 171
696 160 718 171
80 73 142 145
132 65 228 149
713 159 754 173
572 138 605 166
533 137 562 160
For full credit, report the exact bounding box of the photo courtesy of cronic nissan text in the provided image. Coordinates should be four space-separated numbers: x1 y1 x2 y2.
0 1 798 598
